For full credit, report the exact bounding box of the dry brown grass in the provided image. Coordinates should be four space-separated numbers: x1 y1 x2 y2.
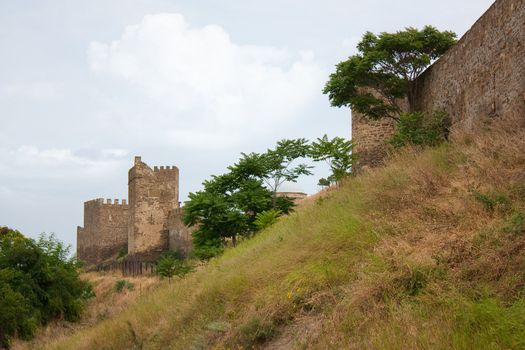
305 115 525 349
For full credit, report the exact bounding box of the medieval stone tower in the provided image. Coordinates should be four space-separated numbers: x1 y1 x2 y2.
77 156 193 266
128 156 179 259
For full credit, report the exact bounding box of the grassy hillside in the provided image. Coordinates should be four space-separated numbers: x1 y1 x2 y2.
44 116 525 349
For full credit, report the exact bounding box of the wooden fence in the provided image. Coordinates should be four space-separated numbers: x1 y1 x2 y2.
95 260 156 276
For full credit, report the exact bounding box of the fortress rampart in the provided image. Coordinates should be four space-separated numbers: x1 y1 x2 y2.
167 208 193 256
76 198 129 265
352 0 525 169
413 0 524 128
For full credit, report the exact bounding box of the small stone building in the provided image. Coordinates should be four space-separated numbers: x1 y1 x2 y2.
276 191 308 202
77 156 193 266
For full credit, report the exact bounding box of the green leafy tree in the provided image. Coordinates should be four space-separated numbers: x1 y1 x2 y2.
0 227 93 347
323 26 456 120
310 135 355 185
183 174 273 259
230 139 312 205
183 140 312 260
184 174 272 248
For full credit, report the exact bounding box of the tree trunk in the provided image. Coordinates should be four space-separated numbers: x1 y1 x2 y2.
407 80 419 113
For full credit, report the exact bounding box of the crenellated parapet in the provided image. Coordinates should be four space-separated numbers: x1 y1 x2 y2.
153 165 179 172
84 198 129 206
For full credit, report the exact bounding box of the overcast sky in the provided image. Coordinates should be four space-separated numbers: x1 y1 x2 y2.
0 0 494 250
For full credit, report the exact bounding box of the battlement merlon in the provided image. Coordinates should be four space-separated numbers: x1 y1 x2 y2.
130 156 179 179
83 198 129 207
153 165 179 172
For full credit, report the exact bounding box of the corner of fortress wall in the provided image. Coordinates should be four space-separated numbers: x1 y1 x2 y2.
352 0 525 170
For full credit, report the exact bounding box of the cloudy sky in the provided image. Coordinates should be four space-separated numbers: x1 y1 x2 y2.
0 0 494 249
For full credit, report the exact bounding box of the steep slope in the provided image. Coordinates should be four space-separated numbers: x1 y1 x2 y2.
46 116 525 349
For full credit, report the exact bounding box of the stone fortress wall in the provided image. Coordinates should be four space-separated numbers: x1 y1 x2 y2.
352 0 525 169
77 157 193 266
167 208 193 256
77 198 129 265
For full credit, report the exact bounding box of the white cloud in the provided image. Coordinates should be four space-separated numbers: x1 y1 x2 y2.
0 146 126 180
101 148 129 158
88 13 325 150
2 81 64 100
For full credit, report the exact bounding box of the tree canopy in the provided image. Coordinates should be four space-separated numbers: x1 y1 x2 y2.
183 139 312 259
310 135 355 185
323 26 456 120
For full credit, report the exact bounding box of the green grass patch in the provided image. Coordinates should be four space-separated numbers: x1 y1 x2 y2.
453 298 525 349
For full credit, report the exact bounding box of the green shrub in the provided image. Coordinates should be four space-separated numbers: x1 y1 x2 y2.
114 280 134 293
389 110 450 148
254 209 282 231
0 227 92 347
156 253 193 282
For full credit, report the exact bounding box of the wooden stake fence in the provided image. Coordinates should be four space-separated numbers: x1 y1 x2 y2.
95 260 156 276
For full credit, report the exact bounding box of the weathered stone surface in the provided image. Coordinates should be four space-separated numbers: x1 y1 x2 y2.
413 0 525 129
77 198 128 265
352 88 408 169
128 156 180 260
168 208 194 257
352 115 397 169
352 0 525 169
